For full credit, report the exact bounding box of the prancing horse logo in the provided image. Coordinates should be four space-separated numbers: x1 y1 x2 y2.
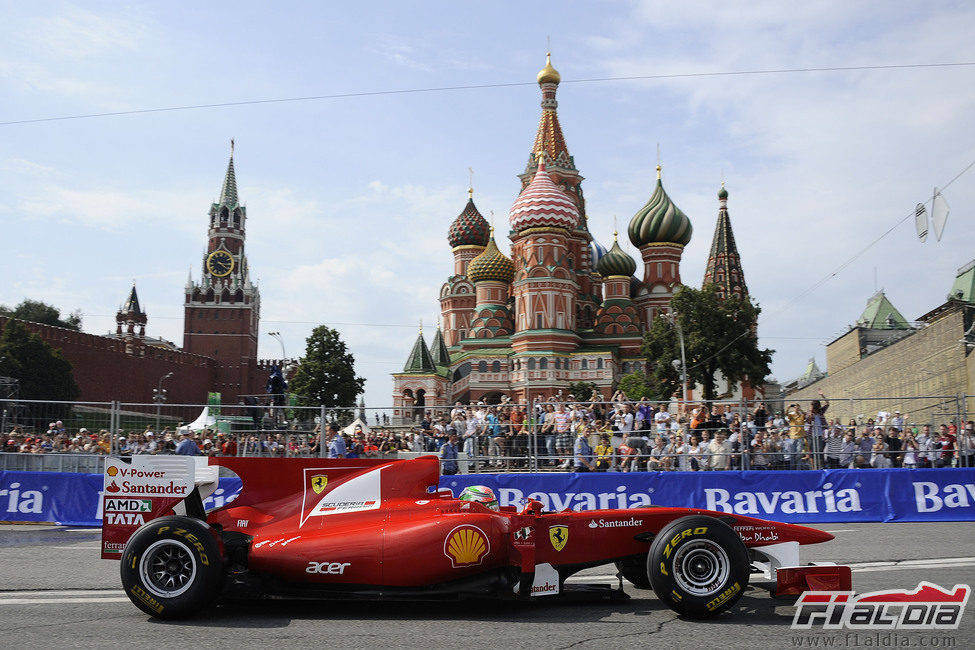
311 475 328 494
548 525 568 551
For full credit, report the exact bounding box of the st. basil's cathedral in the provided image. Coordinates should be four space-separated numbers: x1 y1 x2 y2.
391 55 751 421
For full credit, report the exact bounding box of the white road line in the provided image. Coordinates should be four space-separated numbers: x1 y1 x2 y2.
566 557 975 584
0 597 130 605
821 529 857 533
0 590 125 597
54 545 102 550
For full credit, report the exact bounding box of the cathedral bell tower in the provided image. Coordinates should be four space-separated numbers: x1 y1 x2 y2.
183 141 261 402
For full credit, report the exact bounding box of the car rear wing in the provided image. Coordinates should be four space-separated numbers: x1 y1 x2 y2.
100 456 218 559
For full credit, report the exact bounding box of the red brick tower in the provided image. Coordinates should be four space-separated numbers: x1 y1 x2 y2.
440 188 490 346
518 54 597 329
182 141 261 402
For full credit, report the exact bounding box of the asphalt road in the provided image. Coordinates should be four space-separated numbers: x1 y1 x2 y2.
1 522 973 649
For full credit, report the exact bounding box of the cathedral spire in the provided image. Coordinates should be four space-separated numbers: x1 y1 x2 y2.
519 53 585 215
219 139 239 207
402 328 436 373
703 184 748 300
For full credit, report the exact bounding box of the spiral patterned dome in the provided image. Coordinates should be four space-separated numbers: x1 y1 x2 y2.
467 230 515 284
628 166 693 248
509 156 580 233
596 234 637 278
448 193 490 248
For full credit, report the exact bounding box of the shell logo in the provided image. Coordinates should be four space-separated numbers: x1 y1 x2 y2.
107 465 118 477
444 525 490 568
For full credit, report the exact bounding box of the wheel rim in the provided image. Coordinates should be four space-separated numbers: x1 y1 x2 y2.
672 540 730 597
139 539 197 599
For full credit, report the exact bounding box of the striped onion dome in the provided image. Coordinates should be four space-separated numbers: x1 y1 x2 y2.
447 191 491 248
509 156 580 233
589 237 608 269
467 229 515 283
628 165 693 248
596 233 637 277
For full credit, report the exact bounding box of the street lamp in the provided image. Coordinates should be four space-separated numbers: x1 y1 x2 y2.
664 311 689 411
268 331 286 360
153 372 174 432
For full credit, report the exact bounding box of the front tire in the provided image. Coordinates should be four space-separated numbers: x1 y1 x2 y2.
648 515 749 618
120 516 224 619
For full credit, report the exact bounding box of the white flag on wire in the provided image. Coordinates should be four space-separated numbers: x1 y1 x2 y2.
932 190 949 241
915 203 928 242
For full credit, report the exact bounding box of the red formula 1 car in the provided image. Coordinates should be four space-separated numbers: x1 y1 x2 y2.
101 455 851 620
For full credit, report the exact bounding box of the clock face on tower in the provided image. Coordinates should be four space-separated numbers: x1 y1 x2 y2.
206 250 235 277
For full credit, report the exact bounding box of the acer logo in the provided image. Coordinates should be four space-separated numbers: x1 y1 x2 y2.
305 561 351 575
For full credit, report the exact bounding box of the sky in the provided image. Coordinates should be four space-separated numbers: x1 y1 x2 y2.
1 1 973 412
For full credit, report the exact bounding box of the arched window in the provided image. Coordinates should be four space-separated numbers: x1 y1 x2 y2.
555 358 562 369
528 358 536 370
478 360 487 373
491 360 500 372
539 358 548 369
581 359 588 369
623 362 631 374
597 358 603 369
220 207 229 222
233 208 242 227
633 362 642 373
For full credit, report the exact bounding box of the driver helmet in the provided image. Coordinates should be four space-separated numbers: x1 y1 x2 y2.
458 485 499 511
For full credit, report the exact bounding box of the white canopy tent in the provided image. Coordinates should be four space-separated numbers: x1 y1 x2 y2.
178 407 217 433
341 417 371 437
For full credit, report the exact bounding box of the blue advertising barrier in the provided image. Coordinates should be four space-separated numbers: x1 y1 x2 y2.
441 468 975 524
0 471 242 526
1 468 972 526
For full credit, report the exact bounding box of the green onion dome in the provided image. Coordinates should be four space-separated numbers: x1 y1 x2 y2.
467 229 514 283
595 233 637 277
448 190 491 248
718 183 728 200
628 165 693 248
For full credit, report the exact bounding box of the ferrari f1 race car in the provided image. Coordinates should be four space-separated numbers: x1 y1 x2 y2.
101 455 852 620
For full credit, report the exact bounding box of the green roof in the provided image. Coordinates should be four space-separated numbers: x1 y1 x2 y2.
949 259 975 303
430 327 451 367
857 291 909 329
402 331 436 373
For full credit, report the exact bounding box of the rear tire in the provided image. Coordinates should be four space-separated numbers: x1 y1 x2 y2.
120 515 224 619
648 515 749 618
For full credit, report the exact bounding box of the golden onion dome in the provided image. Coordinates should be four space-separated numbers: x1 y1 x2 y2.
467 229 515 284
537 52 561 85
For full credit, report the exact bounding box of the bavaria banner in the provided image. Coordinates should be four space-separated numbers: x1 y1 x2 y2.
441 467 975 524
1 468 973 526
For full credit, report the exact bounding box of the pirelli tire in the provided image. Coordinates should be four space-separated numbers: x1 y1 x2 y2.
120 515 224 619
648 515 749 618
615 554 652 589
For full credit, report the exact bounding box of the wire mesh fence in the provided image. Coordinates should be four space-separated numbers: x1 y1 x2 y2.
1 395 972 472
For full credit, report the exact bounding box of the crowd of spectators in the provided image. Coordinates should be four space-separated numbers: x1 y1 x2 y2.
401 391 975 472
0 419 419 460
3 396 974 473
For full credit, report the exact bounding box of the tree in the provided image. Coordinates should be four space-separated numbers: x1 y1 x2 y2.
0 299 81 331
0 320 80 404
288 326 365 416
566 381 598 401
616 372 657 401
641 285 773 402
